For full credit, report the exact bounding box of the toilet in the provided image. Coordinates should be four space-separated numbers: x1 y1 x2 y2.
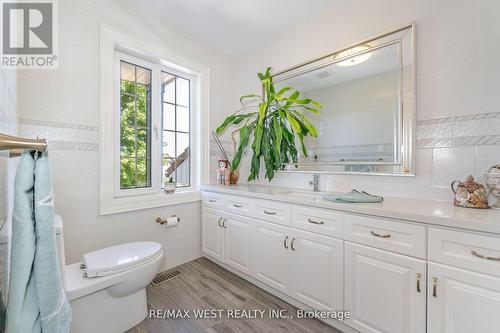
55 216 163 333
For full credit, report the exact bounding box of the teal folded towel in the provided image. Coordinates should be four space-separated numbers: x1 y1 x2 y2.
6 151 72 333
322 189 383 203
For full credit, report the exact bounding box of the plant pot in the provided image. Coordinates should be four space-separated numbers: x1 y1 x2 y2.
230 170 239 184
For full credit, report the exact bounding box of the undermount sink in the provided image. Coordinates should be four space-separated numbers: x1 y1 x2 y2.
285 190 326 201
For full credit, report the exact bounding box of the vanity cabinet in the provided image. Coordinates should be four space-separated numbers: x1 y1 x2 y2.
202 208 252 273
201 188 500 333
291 228 343 311
344 242 426 333
254 220 292 293
253 220 344 310
201 209 224 261
427 262 500 333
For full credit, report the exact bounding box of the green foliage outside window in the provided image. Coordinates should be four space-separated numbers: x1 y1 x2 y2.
120 66 151 189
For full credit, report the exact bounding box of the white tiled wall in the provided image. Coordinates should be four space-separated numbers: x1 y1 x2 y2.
0 67 18 322
17 0 238 268
217 0 500 202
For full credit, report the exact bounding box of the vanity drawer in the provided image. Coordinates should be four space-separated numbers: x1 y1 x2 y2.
429 228 500 277
223 195 253 217
291 205 344 238
202 192 225 209
344 214 426 258
253 200 291 226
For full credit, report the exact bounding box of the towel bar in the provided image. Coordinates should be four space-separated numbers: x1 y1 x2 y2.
0 132 47 157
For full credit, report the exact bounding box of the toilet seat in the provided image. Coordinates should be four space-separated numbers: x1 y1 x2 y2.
83 241 162 278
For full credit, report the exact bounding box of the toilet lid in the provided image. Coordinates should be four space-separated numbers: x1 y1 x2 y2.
82 241 162 278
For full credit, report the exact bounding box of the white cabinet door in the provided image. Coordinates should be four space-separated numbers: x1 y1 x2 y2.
345 242 426 333
291 229 343 311
202 209 224 262
224 214 252 275
428 262 500 333
253 220 291 293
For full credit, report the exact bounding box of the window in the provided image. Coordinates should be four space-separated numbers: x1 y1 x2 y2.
161 72 190 188
116 52 195 194
99 25 207 215
119 61 152 189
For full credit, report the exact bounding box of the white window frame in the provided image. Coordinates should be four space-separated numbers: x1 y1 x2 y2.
99 23 208 215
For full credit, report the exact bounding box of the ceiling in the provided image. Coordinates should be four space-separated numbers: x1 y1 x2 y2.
123 0 337 57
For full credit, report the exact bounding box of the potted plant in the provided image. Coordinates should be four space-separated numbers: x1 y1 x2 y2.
163 176 176 194
216 67 321 181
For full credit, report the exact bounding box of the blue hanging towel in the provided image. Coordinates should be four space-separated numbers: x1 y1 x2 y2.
6 151 72 333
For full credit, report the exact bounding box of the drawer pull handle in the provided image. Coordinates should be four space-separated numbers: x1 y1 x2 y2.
208 199 216 203
308 218 325 225
233 203 243 208
217 217 223 228
290 237 296 251
432 277 438 297
222 218 227 229
264 210 276 215
370 231 391 238
471 250 500 261
416 273 421 293
284 236 289 249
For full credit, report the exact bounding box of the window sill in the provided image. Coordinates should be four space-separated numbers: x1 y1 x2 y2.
99 190 201 215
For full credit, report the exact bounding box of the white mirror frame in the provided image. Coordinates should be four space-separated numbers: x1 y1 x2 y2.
272 23 416 177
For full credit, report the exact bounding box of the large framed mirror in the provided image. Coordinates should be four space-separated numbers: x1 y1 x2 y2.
273 24 415 176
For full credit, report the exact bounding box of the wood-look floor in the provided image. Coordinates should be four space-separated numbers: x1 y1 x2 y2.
128 257 343 333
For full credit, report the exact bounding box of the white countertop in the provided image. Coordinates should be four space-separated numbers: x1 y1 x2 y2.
202 184 500 235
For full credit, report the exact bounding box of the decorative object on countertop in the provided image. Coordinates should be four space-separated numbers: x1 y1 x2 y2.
215 67 321 182
230 169 239 185
322 189 383 203
163 177 176 194
451 175 490 209
484 165 500 209
217 158 230 185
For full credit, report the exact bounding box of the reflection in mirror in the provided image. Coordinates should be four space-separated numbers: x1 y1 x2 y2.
273 24 415 176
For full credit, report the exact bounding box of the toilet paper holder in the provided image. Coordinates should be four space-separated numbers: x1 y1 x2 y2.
155 215 180 225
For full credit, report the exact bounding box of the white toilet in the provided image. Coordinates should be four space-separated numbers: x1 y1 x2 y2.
55 216 163 333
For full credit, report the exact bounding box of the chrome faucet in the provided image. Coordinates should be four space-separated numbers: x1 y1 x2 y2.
309 174 320 192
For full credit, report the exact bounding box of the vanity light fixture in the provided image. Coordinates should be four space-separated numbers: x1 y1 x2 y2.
335 45 372 67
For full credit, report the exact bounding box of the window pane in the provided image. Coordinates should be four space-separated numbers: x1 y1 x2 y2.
176 77 189 107
120 93 135 127
162 158 175 183
160 71 191 188
162 131 175 158
162 158 190 188
136 66 151 86
120 60 152 189
120 157 136 188
120 126 135 157
176 132 189 158
162 73 175 104
175 158 190 187
162 103 175 131
136 89 150 128
121 61 135 80
176 106 189 132
136 129 150 158
135 158 151 187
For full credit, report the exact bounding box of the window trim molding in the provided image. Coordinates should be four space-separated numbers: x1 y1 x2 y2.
99 23 208 215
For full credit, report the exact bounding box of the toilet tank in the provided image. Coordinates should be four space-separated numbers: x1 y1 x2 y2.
55 215 66 284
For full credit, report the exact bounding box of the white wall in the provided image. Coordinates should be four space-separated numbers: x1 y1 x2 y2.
226 0 500 201
0 67 17 323
17 0 237 269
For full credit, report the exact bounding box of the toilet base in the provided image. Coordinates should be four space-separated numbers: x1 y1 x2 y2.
70 287 147 333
